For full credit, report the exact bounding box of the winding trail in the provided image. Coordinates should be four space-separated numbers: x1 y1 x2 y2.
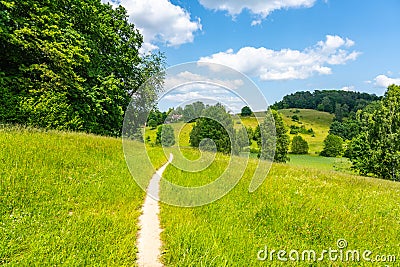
137 154 173 267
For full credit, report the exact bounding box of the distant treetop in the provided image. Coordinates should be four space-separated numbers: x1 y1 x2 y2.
270 90 381 120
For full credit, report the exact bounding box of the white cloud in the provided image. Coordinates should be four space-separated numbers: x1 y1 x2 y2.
162 87 245 113
165 71 244 91
199 0 316 23
374 75 400 88
102 0 202 52
199 35 360 81
251 19 262 26
341 86 355 91
161 71 248 113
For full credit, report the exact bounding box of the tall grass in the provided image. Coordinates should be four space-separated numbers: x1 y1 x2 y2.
0 127 166 265
160 150 400 266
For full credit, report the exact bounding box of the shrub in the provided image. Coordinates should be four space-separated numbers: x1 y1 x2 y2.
291 135 309 154
320 134 344 157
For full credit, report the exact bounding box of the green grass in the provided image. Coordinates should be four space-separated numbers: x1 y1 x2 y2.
0 126 166 265
279 109 334 154
144 122 193 147
288 154 353 173
235 109 333 155
234 116 262 129
160 150 400 266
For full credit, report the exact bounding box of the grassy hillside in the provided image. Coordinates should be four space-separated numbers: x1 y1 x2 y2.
235 109 333 154
147 109 332 154
160 150 400 266
279 109 334 154
0 127 166 265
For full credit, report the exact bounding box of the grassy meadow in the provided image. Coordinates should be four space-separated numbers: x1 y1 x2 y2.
279 109 334 154
0 126 166 265
2 108 398 266
160 150 400 266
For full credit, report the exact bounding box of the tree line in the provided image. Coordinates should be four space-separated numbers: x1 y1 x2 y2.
271 90 380 122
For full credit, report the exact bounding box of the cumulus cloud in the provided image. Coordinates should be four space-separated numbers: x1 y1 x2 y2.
374 75 400 87
102 0 202 52
341 86 355 91
199 0 316 23
199 35 360 81
162 86 245 113
165 71 244 91
161 71 248 113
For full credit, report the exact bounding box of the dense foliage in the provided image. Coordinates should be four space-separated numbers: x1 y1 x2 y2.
320 134 344 157
271 90 380 121
240 106 252 116
235 126 249 152
155 124 175 147
329 119 360 140
189 103 234 154
348 85 400 181
256 110 290 162
291 135 309 154
147 108 172 129
0 0 164 136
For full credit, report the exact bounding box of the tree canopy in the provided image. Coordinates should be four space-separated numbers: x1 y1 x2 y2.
320 134 344 157
256 110 290 162
291 135 309 154
155 124 175 147
271 90 380 121
0 0 164 136
348 85 400 181
240 106 252 117
189 103 234 154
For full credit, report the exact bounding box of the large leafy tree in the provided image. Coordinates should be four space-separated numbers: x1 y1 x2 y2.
240 106 252 117
0 0 164 136
320 134 344 157
348 85 400 181
235 126 249 152
189 103 234 154
155 124 175 147
291 135 309 154
257 110 290 162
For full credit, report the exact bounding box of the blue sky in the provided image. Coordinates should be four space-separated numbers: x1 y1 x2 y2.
105 0 400 108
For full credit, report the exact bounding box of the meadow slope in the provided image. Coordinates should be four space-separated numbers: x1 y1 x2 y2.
160 150 400 266
0 127 166 265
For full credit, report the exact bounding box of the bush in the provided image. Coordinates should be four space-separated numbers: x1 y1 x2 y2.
291 115 299 122
291 135 309 154
320 134 344 157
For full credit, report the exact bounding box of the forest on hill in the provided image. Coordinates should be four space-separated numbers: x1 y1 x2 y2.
270 90 381 121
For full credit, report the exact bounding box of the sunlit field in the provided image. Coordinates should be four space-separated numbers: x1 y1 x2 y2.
0 126 166 265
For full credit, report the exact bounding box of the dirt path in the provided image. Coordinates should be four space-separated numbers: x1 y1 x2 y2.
137 154 172 267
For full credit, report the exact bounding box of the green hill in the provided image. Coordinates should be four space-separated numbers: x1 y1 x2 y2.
148 109 343 172
279 109 334 154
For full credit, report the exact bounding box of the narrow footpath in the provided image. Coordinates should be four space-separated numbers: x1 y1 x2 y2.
137 154 173 267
